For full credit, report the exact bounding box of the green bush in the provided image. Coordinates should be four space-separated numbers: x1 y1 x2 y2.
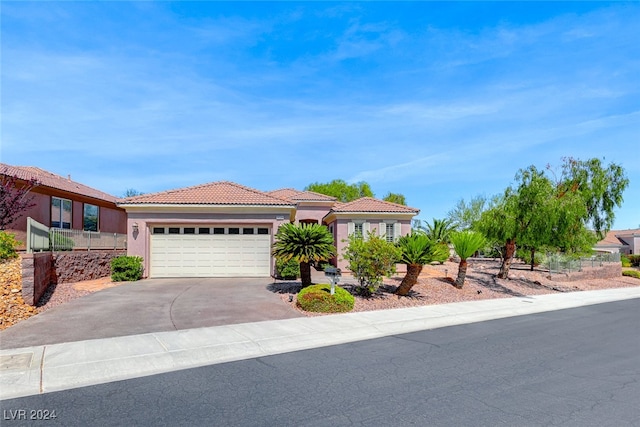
628 255 640 267
431 242 450 264
111 256 144 282
49 231 74 251
622 270 640 279
275 258 300 279
297 284 354 313
0 231 20 260
621 255 631 268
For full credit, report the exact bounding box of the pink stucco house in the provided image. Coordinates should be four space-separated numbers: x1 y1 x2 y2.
1 164 127 249
119 181 419 278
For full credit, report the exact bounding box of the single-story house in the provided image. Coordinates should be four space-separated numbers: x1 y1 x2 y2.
119 182 419 278
1 163 127 249
594 229 640 255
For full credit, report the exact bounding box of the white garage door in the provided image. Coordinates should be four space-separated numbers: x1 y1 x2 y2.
150 226 271 278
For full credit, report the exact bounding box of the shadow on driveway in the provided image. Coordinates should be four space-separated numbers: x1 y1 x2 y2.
0 278 303 350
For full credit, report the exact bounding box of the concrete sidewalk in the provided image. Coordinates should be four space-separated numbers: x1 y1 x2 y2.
2 286 640 400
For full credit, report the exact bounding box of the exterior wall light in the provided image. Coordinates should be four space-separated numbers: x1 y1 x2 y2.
132 222 139 233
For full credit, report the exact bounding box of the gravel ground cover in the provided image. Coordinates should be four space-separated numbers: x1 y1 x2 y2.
275 259 640 315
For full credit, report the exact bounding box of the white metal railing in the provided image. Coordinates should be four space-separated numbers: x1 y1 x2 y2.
26 217 127 252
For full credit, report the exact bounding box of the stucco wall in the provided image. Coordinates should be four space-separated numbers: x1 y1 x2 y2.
330 217 412 272
294 205 332 224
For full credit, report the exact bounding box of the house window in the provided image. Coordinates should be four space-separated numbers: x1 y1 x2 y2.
257 228 269 235
228 228 240 235
243 228 254 235
199 228 210 234
213 227 225 235
386 223 395 243
153 227 165 234
183 227 195 234
83 204 99 232
51 197 72 229
168 227 180 234
354 223 363 238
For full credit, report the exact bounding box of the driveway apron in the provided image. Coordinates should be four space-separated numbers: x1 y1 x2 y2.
0 278 303 350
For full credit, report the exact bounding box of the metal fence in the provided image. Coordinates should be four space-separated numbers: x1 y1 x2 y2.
546 252 621 274
26 217 127 252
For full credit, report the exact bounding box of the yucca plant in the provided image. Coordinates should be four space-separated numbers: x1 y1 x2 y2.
450 231 486 289
395 232 436 296
272 223 336 287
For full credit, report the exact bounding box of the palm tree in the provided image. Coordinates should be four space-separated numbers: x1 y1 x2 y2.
450 231 486 289
395 232 436 296
423 218 455 243
272 223 336 287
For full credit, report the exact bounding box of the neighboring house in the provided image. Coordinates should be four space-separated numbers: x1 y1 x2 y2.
119 182 419 278
594 229 640 255
0 164 127 249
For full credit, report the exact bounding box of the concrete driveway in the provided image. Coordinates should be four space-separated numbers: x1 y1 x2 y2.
0 278 303 350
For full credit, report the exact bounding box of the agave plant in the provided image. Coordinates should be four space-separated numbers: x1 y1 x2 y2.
450 231 486 289
272 223 336 287
395 231 436 296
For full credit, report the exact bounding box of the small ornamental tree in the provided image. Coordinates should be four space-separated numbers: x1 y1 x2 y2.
342 232 401 296
450 231 486 288
0 173 39 230
272 223 336 287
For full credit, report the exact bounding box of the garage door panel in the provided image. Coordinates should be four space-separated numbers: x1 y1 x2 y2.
150 228 271 278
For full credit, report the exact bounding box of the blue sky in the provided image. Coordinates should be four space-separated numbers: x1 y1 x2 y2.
2 2 639 229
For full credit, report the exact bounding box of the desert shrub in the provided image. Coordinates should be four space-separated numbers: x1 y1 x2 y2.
628 255 640 267
342 233 401 295
111 256 144 282
622 270 640 279
621 255 631 267
49 231 74 251
0 231 20 260
275 258 300 279
297 284 354 313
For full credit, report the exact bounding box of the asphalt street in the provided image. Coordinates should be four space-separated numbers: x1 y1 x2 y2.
2 298 639 426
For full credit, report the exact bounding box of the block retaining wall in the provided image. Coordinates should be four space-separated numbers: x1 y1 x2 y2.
20 250 126 306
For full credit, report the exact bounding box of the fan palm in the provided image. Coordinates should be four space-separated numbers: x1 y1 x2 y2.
450 231 486 289
272 223 336 287
395 232 436 296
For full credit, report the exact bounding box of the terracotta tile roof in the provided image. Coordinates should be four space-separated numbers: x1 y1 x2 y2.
121 181 295 206
330 197 419 214
268 188 336 203
596 229 640 246
1 163 118 204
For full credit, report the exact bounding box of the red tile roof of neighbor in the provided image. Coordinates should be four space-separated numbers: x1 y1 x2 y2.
121 181 295 206
0 163 119 204
268 188 336 202
330 197 419 214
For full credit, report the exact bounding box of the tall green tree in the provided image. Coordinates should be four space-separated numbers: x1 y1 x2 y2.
382 192 407 205
447 195 487 231
272 223 336 287
395 232 436 296
305 179 374 202
450 231 486 288
477 158 628 279
556 157 629 238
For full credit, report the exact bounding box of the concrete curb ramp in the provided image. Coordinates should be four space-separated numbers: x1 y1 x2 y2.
2 287 640 400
